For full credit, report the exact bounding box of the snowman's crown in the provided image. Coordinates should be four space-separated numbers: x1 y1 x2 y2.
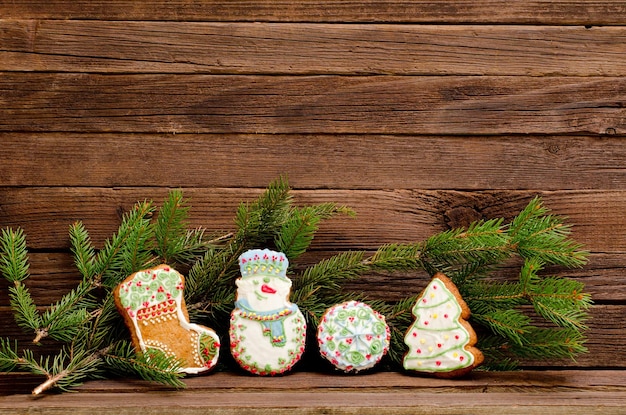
239 249 289 279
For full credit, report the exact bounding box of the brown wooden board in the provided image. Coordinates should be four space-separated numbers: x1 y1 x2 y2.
1 74 624 135
2 22 626 76
1 1 626 24
0 187 621 252
1 371 626 414
2 133 626 190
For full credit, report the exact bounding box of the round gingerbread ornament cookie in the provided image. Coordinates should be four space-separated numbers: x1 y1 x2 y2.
229 249 307 376
317 300 390 373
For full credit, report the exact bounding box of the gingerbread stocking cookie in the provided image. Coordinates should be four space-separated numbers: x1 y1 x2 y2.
229 249 306 376
114 264 220 374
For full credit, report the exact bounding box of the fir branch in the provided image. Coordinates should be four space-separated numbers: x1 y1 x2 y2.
86 295 125 350
420 218 511 277
0 229 43 334
7 283 43 336
0 228 30 283
152 190 214 266
368 243 422 271
119 213 157 275
475 334 520 371
69 222 97 282
293 251 368 296
470 308 532 346
0 338 21 372
464 281 527 307
154 189 188 264
36 281 97 343
378 295 418 366
507 327 588 361
508 197 588 268
276 203 354 260
96 200 155 289
530 277 592 330
234 176 292 247
33 345 106 394
186 246 242 312
103 342 185 389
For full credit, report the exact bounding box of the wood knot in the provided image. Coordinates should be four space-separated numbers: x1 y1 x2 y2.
444 206 482 229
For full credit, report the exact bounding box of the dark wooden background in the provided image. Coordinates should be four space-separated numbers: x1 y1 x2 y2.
1 1 625 373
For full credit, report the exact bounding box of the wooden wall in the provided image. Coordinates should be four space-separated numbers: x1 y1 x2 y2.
1 1 625 370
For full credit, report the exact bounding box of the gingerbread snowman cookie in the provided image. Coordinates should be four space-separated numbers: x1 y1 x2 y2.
229 249 306 375
114 264 220 374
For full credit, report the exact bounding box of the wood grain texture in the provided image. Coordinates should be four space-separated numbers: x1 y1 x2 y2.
1 0 625 404
2 74 624 135
3 21 626 76
2 133 626 190
1 1 626 24
1 371 626 413
0 187 622 252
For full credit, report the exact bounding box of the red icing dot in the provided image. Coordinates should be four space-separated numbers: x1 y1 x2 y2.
460 356 465 361
444 314 449 319
455 335 460 340
436 361 441 366
412 332 418 337
422 299 428 303
433 285 438 290
437 343 442 348
416 349 422 354
424 321 429 326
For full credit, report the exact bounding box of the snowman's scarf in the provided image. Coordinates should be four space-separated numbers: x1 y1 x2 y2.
235 299 299 347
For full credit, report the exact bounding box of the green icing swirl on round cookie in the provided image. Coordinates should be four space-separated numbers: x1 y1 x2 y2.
317 300 391 372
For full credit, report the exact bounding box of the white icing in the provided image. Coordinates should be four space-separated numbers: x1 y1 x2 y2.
317 301 390 372
230 249 306 375
235 275 292 312
403 277 476 373
230 309 306 375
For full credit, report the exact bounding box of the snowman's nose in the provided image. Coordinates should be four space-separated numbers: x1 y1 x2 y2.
261 284 277 294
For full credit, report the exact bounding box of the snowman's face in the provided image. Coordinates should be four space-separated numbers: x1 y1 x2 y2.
236 275 292 311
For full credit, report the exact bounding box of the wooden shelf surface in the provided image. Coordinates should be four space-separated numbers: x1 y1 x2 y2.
1 370 625 414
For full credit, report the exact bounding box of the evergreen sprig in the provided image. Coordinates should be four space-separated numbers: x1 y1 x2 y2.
185 176 354 327
0 179 592 393
0 191 217 394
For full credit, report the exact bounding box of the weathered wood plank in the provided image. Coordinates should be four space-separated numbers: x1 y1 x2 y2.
3 22 625 76
3 133 626 191
2 370 626 396
2 74 624 135
1 1 626 24
0 391 624 415
1 371 626 414
0 188 622 253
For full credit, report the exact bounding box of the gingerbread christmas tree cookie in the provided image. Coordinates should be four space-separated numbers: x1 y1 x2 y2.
229 249 306 375
317 300 390 373
114 264 220 374
403 272 483 378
